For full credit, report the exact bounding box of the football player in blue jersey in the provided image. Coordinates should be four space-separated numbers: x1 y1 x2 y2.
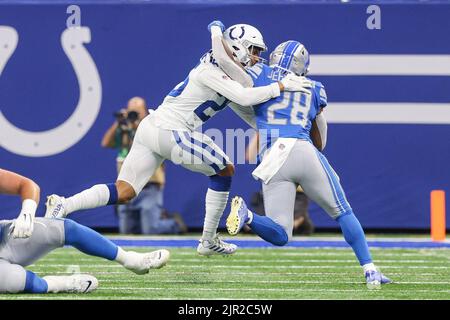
222 39 392 289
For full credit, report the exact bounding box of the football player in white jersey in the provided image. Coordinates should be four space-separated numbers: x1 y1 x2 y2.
45 22 312 256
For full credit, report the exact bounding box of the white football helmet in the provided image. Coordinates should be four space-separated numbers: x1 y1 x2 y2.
269 40 310 76
223 24 267 67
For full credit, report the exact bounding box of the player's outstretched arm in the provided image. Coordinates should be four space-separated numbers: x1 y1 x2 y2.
0 169 39 238
197 67 312 107
197 67 281 107
209 22 254 88
0 169 40 204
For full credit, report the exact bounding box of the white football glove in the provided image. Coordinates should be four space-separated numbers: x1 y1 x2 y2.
11 212 34 238
280 74 313 94
10 199 37 239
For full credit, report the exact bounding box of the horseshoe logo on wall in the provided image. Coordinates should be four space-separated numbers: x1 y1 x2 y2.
0 26 102 157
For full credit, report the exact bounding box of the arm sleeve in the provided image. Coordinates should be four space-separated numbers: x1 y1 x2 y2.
211 26 254 88
228 102 257 129
315 82 328 108
197 68 280 107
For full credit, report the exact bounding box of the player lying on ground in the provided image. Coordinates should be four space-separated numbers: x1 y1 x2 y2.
212 31 392 288
0 168 169 294
45 23 312 257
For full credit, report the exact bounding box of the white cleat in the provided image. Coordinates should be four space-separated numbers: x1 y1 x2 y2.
43 274 98 293
197 234 237 256
124 249 171 275
144 249 171 270
365 270 392 290
45 194 68 219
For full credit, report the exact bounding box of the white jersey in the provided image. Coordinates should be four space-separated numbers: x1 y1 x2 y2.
152 51 280 131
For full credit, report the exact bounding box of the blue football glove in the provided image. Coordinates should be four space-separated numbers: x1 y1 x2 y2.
208 20 225 33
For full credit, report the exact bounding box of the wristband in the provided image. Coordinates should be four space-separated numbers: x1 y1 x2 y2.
21 199 37 218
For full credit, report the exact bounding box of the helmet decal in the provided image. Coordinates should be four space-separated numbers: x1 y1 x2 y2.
279 41 300 70
229 26 245 40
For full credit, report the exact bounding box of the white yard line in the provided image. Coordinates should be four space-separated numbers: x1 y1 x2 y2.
95 287 450 293
46 249 450 256
29 264 449 269
37 258 448 264
25 271 441 276
98 279 450 285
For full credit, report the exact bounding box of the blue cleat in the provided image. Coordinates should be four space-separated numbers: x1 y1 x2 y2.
365 270 392 289
226 196 249 236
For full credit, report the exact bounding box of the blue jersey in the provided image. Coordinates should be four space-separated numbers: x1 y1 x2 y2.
248 63 327 153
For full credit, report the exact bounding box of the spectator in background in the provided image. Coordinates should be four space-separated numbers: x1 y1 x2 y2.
102 97 187 235
245 132 314 235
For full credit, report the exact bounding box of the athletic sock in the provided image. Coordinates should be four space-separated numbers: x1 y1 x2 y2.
248 211 288 246
42 276 66 293
115 247 140 268
115 247 130 265
336 210 373 266
65 183 117 214
202 175 231 241
24 271 48 293
64 219 118 260
363 263 377 273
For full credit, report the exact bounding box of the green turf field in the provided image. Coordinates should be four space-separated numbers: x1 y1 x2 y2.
1 245 449 300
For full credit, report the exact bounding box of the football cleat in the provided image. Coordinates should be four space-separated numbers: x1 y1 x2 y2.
124 249 171 275
43 274 98 293
380 273 392 285
144 249 171 270
197 234 237 256
226 196 249 236
45 194 68 219
365 270 392 290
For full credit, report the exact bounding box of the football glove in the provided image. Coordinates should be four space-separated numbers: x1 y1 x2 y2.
280 74 313 94
208 20 225 33
10 199 36 239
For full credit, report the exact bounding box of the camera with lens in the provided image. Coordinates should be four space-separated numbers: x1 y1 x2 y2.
113 110 139 127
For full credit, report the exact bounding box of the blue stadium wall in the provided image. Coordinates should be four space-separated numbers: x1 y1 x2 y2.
0 1 449 230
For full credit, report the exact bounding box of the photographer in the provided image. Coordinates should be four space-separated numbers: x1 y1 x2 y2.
102 97 187 235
